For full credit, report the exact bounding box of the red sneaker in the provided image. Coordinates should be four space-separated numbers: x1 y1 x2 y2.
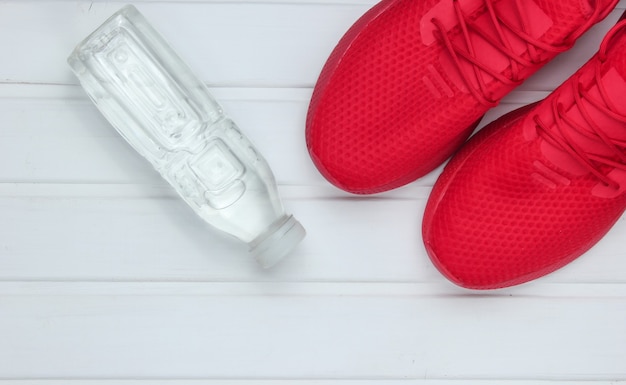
306 0 617 194
423 18 626 289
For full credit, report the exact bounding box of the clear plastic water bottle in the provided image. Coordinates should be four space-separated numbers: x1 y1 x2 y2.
67 5 305 268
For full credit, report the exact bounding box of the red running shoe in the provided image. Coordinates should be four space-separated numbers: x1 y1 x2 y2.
423 17 626 289
306 0 618 194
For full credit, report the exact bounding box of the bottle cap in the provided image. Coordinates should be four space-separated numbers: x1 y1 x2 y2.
250 215 306 268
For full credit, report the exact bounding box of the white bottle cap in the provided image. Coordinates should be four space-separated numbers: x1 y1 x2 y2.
250 215 306 268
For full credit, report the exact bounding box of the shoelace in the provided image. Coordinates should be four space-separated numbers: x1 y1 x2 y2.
432 0 603 107
534 23 626 190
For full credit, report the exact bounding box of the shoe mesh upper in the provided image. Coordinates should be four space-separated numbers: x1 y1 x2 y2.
424 26 626 289
306 0 608 194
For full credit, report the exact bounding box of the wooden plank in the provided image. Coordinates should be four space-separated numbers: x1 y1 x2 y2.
0 84 548 185
0 183 624 283
0 1 370 87
0 282 625 379
0 184 427 282
0 85 317 185
0 2 623 89
3 380 626 384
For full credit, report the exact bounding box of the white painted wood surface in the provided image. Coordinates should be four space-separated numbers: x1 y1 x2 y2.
1 0 625 382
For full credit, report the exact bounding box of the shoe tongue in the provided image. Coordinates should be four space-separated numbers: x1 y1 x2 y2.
564 28 626 148
570 30 626 141
438 0 595 99
536 24 626 175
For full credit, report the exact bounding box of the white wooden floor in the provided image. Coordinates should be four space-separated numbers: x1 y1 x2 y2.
1 0 626 383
